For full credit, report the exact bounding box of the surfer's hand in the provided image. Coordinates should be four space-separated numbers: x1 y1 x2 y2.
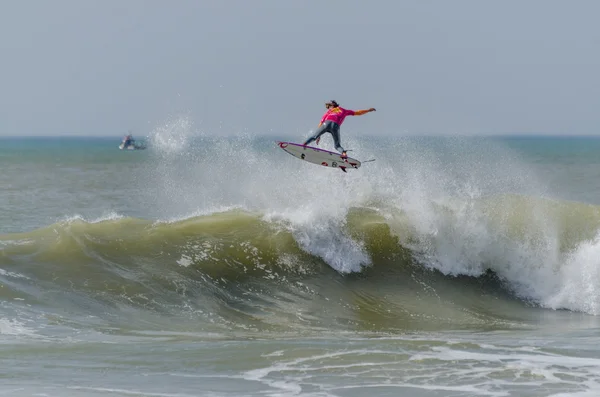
369 108 376 112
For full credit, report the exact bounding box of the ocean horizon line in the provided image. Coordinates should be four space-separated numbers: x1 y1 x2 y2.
2 132 600 139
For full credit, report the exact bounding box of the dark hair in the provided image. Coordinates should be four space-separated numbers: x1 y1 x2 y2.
330 100 339 107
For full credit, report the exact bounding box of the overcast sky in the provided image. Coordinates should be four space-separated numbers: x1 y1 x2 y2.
1 0 599 137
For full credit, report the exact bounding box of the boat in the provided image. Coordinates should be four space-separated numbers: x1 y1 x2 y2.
119 133 146 150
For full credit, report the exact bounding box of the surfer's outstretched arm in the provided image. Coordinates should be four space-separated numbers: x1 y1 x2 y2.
352 108 376 116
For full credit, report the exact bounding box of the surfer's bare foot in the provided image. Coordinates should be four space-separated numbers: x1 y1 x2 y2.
316 137 321 145
341 151 348 160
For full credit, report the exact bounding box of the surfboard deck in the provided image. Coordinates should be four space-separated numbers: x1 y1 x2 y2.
277 141 361 172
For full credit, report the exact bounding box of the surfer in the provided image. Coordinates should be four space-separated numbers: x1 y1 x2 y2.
303 100 376 159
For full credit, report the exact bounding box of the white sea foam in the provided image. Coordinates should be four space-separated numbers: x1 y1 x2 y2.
0 318 37 337
239 336 600 397
144 131 600 314
59 211 124 225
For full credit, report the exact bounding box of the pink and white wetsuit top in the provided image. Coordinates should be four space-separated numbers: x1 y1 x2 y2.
320 107 356 126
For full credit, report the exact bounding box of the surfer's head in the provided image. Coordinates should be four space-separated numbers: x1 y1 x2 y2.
325 100 339 109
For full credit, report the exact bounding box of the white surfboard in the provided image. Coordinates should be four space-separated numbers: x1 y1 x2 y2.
277 141 362 172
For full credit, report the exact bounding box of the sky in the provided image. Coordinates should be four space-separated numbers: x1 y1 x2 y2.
0 0 599 137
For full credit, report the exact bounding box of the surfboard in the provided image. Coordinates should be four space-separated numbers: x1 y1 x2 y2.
277 141 362 172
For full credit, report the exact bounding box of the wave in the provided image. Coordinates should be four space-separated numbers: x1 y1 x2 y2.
3 131 600 336
0 209 398 282
2 194 600 324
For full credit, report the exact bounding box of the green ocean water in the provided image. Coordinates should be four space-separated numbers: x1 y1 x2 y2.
2 130 600 396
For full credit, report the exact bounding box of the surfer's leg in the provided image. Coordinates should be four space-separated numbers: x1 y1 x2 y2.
303 122 330 146
330 123 345 153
